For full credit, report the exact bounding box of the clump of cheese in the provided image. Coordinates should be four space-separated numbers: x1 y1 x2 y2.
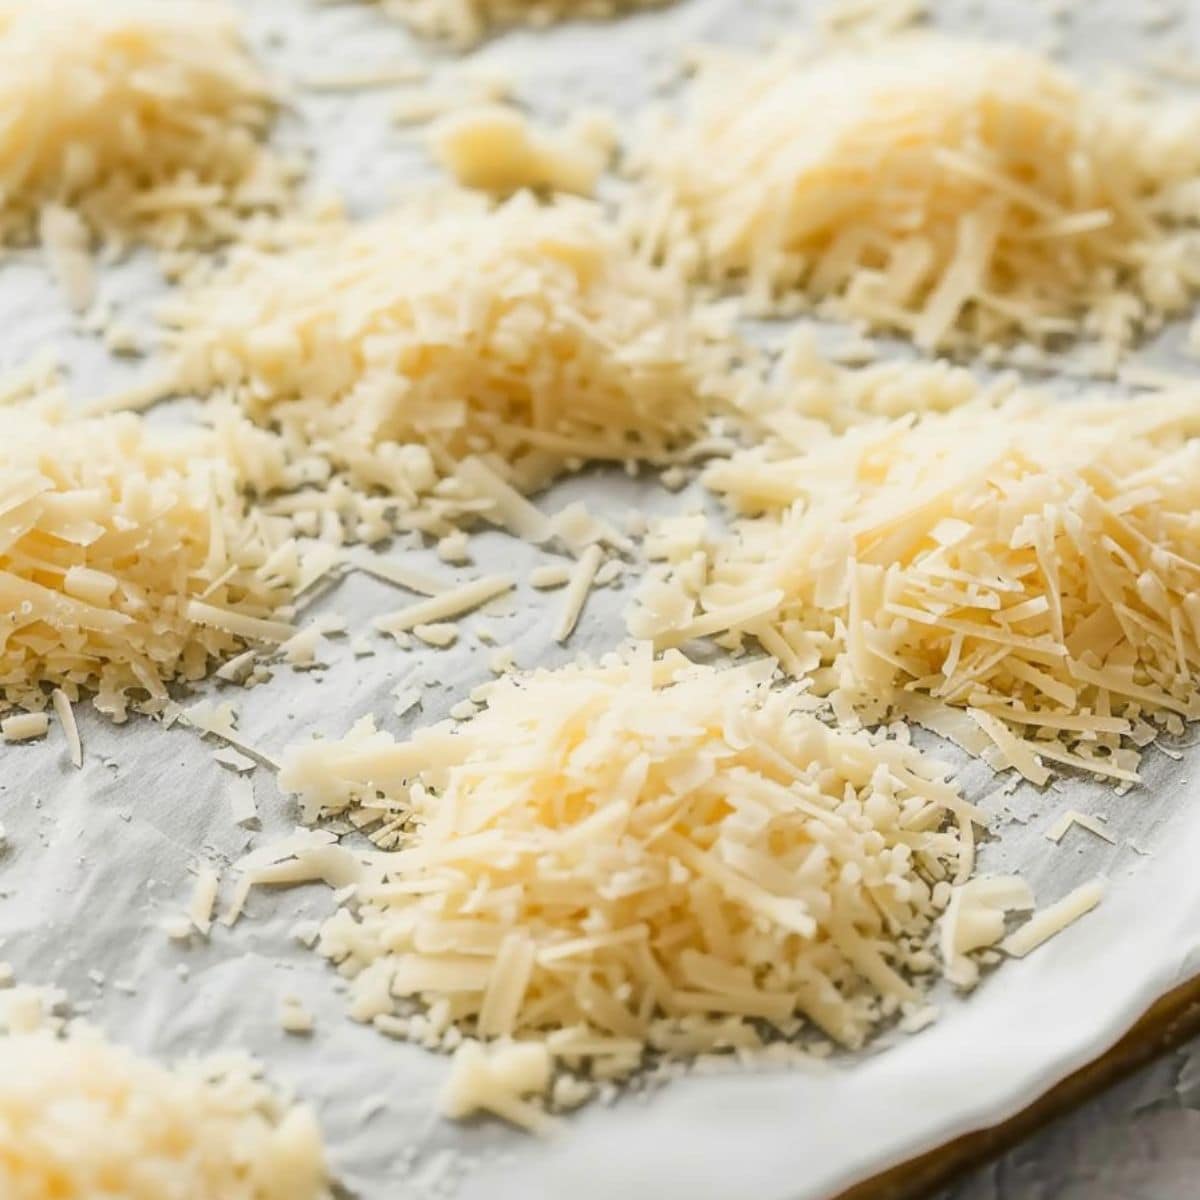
278 651 979 1084
0 397 297 721
0 1024 329 1200
633 35 1200 352
0 0 288 252
163 191 739 531
630 394 1200 784
429 105 613 196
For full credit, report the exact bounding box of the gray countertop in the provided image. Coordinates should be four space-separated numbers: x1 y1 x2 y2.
937 1038 1200 1200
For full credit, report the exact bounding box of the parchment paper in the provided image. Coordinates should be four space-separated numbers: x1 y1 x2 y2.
3 1 1200 1197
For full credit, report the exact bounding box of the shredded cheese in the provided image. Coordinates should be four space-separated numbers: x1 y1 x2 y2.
163 191 738 539
276 650 983 1092
631 394 1200 782
0 0 291 255
439 1040 556 1134
0 1022 329 1199
633 34 1200 352
0 396 297 721
1046 809 1115 845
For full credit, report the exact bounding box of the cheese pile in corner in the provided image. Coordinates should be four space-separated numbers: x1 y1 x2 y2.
0 396 299 721
0 0 288 255
632 34 1200 354
162 190 741 537
274 650 983 1121
631 394 1200 786
0 1006 329 1200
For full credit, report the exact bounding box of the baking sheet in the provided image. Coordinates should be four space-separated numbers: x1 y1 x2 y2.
4 1 1200 1197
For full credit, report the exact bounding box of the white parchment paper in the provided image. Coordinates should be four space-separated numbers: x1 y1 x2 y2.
3 1 1200 1197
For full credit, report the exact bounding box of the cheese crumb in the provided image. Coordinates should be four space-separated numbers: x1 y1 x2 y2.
439 1040 556 1134
2 713 49 743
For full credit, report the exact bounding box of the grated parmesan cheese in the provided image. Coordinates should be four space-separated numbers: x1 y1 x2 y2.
0 1021 329 1199
0 397 297 721
276 650 984 1092
163 191 738 539
439 1040 556 1134
631 394 1200 783
632 34 1200 352
0 0 292 256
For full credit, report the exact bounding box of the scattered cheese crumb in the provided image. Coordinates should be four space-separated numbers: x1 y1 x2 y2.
530 563 572 589
436 532 471 564
488 646 517 674
414 623 460 649
1001 879 1105 958
2 713 49 743
1046 810 1116 845
279 996 315 1036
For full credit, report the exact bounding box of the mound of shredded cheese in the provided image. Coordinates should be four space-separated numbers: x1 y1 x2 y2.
371 0 669 48
0 0 288 254
1 397 298 721
630 395 1200 785
164 191 739 534
277 650 980 1106
632 34 1200 353
0 1023 328 1199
